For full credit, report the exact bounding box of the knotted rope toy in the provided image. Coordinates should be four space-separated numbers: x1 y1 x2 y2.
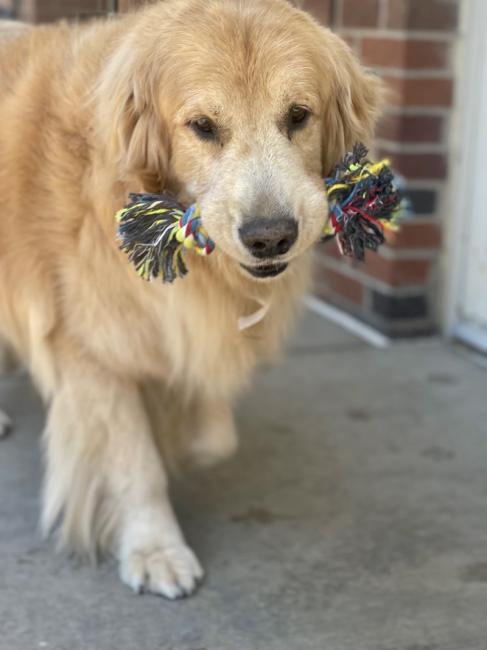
322 143 400 259
116 197 214 283
116 144 401 283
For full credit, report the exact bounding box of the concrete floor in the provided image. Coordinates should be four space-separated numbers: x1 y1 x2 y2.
1 310 487 650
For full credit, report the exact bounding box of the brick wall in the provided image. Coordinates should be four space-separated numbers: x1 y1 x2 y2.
295 0 332 23
4 0 458 338
313 0 459 337
0 0 14 17
4 0 113 21
118 0 142 9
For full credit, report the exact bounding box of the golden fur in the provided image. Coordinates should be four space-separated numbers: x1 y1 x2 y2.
0 0 382 598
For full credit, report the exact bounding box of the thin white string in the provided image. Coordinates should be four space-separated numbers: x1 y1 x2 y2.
238 299 270 331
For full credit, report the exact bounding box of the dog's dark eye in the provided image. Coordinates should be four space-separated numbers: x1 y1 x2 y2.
288 105 311 132
190 117 218 141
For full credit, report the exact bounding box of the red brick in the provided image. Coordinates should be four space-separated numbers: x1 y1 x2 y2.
384 75 453 107
362 38 448 69
342 35 362 55
363 252 431 286
118 0 147 10
318 237 345 259
386 222 441 249
33 0 107 22
16 0 35 20
387 0 459 32
314 265 364 304
379 150 447 179
377 114 443 143
301 0 332 25
340 0 380 28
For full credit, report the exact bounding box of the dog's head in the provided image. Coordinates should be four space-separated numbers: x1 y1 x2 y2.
97 0 383 282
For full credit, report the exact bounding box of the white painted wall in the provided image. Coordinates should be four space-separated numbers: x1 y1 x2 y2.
445 0 487 352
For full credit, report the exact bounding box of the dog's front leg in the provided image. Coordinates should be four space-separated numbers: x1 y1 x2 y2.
42 355 203 599
188 395 239 467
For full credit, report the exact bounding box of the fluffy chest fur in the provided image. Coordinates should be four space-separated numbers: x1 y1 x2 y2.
60 228 310 399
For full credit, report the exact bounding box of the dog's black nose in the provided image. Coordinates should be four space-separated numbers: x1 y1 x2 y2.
239 217 298 259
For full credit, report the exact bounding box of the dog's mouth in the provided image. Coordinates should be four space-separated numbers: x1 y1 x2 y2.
240 262 288 279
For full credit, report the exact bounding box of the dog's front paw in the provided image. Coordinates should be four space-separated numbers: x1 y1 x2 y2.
0 410 12 438
120 543 204 599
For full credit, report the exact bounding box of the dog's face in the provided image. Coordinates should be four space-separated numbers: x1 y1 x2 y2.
98 0 383 281
169 48 327 281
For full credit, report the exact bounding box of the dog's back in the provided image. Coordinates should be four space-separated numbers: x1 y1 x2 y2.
0 21 70 376
0 19 119 382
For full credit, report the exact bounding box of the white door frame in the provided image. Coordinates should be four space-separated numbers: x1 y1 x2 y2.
443 0 487 352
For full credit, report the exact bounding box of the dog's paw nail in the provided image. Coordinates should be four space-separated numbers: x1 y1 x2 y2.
120 544 204 600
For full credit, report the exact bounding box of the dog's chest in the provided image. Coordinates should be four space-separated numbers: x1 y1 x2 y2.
71 238 306 396
78 275 270 397
152 285 272 397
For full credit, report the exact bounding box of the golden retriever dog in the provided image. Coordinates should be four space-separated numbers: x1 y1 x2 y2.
0 0 382 599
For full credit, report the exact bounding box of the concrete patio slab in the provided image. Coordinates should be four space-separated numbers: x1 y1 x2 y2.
1 310 487 650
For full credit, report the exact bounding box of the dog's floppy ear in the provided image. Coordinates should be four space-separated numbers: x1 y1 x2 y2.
319 30 385 175
95 39 168 191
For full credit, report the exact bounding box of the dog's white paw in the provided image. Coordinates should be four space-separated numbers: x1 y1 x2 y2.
0 410 12 438
120 544 204 599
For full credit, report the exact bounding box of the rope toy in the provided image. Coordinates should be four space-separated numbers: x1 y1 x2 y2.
116 144 401 283
323 143 400 260
116 195 214 283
